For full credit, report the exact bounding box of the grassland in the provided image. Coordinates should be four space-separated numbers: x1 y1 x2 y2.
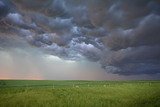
0 80 160 107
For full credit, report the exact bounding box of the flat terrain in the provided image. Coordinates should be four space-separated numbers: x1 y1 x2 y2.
0 80 160 107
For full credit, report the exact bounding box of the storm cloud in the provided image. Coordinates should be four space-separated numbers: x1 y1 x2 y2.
0 0 160 76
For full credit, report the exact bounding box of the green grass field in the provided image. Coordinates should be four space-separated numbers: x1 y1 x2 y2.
0 80 160 107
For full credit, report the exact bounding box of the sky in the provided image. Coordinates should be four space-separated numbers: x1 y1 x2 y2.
0 0 160 80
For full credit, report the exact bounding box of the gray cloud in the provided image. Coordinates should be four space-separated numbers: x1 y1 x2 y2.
101 46 160 75
0 1 8 19
102 14 160 50
0 0 160 76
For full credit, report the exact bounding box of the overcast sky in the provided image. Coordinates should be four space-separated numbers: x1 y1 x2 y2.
0 0 160 80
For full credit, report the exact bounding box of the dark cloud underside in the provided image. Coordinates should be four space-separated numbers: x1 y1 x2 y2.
0 0 160 75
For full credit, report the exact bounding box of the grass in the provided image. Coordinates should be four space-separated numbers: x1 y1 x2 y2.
0 80 160 107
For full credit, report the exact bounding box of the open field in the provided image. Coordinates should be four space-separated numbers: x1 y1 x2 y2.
0 80 160 107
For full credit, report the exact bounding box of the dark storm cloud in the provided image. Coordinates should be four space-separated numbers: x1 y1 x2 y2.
30 13 73 34
102 14 160 50
0 1 8 19
0 0 160 75
0 0 17 18
101 45 160 75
